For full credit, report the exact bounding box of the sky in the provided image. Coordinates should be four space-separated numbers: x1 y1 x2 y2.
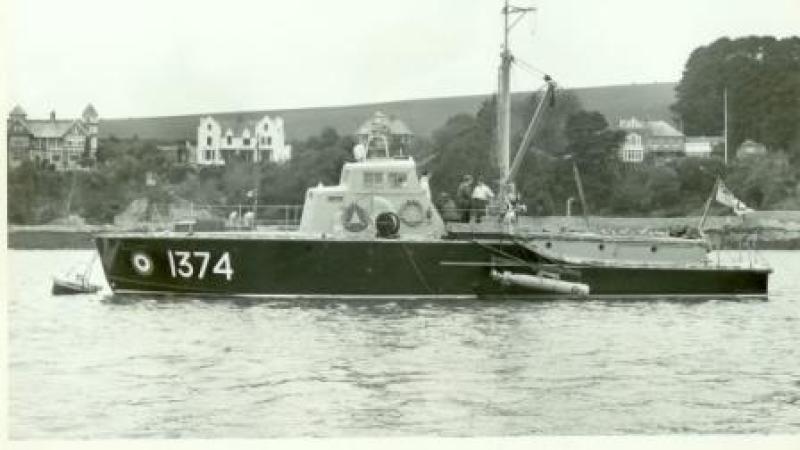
3 0 799 119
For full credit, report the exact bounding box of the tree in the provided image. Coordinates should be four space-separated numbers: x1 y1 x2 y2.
428 110 497 197
672 36 800 159
561 111 626 211
725 152 797 209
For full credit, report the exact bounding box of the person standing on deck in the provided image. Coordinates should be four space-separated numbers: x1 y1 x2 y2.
419 170 431 200
436 192 460 222
456 174 474 223
471 176 494 223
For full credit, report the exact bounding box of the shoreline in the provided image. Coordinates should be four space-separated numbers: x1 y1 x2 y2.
7 215 800 250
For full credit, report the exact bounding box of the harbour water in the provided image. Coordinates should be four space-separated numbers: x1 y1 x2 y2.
8 250 800 438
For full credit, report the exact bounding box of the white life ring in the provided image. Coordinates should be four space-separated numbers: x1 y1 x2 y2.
399 200 425 227
131 252 153 275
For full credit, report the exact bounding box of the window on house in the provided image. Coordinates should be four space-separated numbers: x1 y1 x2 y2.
263 123 269 131
207 124 212 130
363 172 384 188
260 137 266 145
205 149 214 160
267 136 272 145
207 137 212 146
227 136 232 145
243 138 250 146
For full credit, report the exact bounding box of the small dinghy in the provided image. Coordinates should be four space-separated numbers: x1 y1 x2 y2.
52 275 102 295
52 254 102 295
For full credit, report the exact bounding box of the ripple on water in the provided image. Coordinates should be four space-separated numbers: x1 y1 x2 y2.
7 249 800 437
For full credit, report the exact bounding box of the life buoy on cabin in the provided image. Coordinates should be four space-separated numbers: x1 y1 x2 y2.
342 203 370 232
399 200 425 227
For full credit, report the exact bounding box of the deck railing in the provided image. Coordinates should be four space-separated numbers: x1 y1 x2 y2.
167 203 304 231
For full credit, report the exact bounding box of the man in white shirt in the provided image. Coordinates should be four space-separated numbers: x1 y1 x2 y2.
471 176 494 223
419 170 431 200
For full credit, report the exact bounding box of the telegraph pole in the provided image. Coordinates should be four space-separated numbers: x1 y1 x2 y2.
723 87 728 165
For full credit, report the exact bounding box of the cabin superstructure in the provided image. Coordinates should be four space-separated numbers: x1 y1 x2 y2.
299 157 444 238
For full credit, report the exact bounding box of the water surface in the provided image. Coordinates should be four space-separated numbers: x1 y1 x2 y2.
8 250 800 438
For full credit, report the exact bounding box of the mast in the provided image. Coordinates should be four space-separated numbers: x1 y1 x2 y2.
497 1 512 180
497 1 536 184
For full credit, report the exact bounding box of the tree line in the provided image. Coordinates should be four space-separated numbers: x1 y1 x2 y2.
7 35 799 225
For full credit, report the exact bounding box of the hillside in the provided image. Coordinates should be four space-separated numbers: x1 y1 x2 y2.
99 82 677 143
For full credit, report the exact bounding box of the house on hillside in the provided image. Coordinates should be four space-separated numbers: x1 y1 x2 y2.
6 104 99 170
156 142 193 164
355 111 414 157
616 117 685 163
736 139 767 159
195 115 291 166
684 136 723 158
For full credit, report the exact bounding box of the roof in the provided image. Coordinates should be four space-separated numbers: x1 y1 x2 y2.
739 139 764 148
82 103 98 119
213 116 260 135
617 117 683 137
343 157 416 171
9 105 26 116
646 120 683 137
25 120 86 138
685 136 723 144
356 111 414 136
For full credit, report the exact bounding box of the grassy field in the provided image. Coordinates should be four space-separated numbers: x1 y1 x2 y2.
99 82 677 143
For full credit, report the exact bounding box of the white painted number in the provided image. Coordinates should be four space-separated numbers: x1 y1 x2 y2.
174 251 193 278
212 252 234 281
193 251 210 279
165 250 234 281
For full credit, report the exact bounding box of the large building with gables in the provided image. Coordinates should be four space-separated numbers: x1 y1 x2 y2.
195 115 292 166
355 111 414 157
6 104 99 170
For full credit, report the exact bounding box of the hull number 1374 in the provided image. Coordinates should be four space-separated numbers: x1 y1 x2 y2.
167 250 234 281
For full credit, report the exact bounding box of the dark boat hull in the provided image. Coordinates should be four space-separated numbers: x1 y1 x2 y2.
94 234 769 299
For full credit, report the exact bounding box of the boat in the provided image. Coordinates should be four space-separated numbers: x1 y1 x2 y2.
93 2 770 299
52 255 102 295
52 275 102 295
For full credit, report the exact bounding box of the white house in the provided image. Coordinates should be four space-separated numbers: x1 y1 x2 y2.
684 136 723 158
737 139 767 159
617 117 685 163
196 115 291 166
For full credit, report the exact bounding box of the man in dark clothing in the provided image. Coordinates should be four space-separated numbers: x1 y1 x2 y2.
436 192 460 222
456 174 474 223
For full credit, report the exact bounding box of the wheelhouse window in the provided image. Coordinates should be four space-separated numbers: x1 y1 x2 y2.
363 172 384 188
388 172 408 188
